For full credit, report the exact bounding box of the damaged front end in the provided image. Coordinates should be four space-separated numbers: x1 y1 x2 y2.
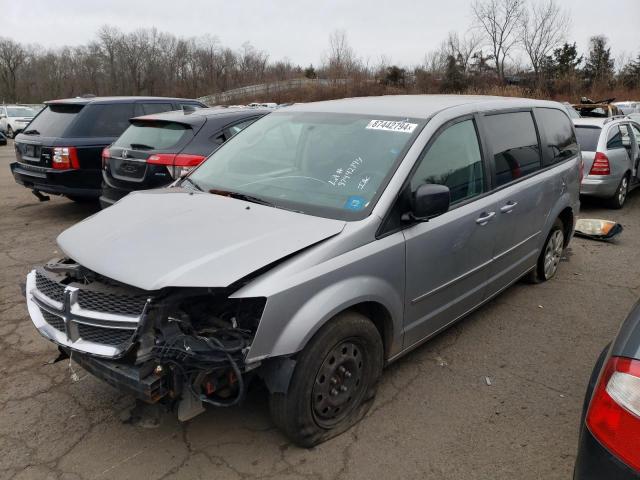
27 258 266 420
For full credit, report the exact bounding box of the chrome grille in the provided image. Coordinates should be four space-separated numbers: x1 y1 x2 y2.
35 272 65 303
77 290 148 316
41 309 65 331
77 323 134 346
29 269 151 357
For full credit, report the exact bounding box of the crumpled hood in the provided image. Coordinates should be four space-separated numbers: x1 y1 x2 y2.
57 190 345 291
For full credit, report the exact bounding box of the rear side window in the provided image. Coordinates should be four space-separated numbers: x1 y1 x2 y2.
575 126 601 152
22 104 84 137
114 121 192 150
483 112 541 187
606 126 625 150
140 103 174 115
69 103 134 137
410 119 484 204
227 118 257 137
536 108 578 166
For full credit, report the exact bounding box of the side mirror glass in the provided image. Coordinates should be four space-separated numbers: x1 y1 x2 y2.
404 184 450 222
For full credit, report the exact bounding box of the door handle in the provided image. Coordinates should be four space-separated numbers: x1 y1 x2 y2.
500 201 518 214
475 211 496 225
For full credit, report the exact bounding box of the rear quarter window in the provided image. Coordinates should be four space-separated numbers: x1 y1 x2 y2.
483 111 541 187
68 103 134 137
22 104 84 137
536 108 578 166
574 126 601 152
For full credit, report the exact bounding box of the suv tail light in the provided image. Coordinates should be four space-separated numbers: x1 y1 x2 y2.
101 148 110 168
148 153 206 179
586 356 640 472
52 147 79 170
589 152 610 175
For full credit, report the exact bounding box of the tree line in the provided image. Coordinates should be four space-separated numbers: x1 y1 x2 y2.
0 0 639 104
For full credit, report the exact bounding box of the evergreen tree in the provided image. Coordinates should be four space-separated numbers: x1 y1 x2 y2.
583 36 614 87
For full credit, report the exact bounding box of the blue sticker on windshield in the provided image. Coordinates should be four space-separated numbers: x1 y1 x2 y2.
344 195 366 211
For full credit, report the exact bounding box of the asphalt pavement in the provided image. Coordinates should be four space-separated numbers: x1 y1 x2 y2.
1 139 639 480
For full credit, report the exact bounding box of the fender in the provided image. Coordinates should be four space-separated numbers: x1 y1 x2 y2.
247 275 404 363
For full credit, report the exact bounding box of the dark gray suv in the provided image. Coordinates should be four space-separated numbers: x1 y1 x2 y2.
24 95 581 446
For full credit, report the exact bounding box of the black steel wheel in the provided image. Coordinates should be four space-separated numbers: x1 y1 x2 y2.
312 339 366 428
269 311 383 447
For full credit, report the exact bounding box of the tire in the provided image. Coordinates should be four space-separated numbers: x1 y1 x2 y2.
6 126 13 139
527 219 565 283
606 174 629 209
269 311 383 447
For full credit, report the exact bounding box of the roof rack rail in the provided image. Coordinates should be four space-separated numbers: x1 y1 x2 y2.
603 115 630 124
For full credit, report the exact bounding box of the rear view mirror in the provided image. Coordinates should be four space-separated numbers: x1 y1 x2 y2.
403 184 450 222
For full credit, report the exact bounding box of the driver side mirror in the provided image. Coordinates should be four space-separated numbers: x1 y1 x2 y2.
403 184 450 222
0 114 6 119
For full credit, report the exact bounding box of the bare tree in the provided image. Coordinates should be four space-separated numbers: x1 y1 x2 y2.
472 0 525 82
521 0 568 76
325 29 358 80
0 37 28 102
445 31 483 72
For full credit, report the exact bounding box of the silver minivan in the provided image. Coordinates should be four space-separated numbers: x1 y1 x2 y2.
25 95 580 446
574 117 640 208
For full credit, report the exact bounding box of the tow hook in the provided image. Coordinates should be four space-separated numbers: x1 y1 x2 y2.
32 190 50 202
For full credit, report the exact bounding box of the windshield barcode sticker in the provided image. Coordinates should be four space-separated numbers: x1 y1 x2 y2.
366 120 417 133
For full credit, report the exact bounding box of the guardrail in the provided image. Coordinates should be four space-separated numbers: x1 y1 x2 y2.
197 78 348 105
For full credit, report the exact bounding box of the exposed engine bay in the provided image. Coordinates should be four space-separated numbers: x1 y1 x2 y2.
30 257 266 420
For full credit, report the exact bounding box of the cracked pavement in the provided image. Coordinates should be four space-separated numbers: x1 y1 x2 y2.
1 140 639 480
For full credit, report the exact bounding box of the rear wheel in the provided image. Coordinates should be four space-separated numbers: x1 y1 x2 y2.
269 311 383 447
527 219 565 283
606 174 629 209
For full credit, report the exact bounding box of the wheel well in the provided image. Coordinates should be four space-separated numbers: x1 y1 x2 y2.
348 302 394 360
557 207 574 247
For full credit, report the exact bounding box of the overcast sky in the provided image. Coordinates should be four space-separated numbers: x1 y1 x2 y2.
3 0 639 67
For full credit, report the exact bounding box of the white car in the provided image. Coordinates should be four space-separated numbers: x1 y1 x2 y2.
0 105 39 138
613 101 640 115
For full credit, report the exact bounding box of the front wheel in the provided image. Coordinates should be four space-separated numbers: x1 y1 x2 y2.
527 219 565 283
269 311 383 447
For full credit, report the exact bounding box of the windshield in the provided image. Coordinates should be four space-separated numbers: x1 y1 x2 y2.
575 126 601 152
187 112 424 220
114 121 192 150
7 107 37 117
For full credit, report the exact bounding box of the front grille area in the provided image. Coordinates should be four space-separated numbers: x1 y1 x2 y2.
41 309 65 332
77 323 135 346
77 290 149 316
35 272 65 303
30 269 152 356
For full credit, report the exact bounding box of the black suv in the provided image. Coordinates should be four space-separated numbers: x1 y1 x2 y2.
10 96 205 202
100 107 270 208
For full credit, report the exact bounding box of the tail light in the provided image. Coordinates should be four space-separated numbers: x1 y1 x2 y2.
589 152 610 175
148 153 206 179
586 356 640 472
52 147 79 170
101 148 110 168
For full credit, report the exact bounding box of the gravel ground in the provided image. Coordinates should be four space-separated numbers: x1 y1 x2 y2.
1 139 639 480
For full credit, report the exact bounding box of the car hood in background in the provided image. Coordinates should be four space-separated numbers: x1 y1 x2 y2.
57 189 346 291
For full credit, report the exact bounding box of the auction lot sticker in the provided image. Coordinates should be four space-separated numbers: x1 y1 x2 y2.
366 120 417 133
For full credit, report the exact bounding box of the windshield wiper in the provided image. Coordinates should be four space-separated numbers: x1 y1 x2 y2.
181 177 203 192
129 143 154 150
209 189 275 207
22 129 40 135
